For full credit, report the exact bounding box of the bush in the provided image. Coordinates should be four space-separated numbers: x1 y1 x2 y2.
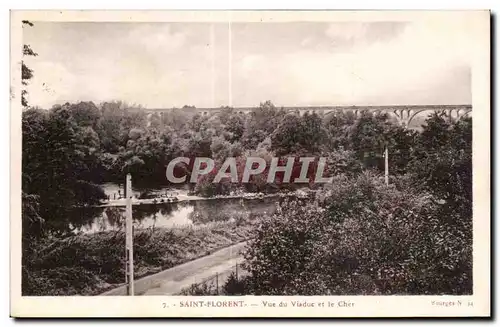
243 198 328 295
180 273 250 296
179 282 219 295
222 272 249 295
242 172 472 295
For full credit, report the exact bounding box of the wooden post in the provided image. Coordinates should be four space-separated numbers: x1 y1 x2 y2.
384 145 389 186
216 273 219 295
126 174 134 296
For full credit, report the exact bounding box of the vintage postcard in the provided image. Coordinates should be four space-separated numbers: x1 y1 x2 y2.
10 10 490 318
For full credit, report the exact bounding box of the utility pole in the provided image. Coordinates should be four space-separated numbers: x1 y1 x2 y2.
125 173 134 295
384 144 389 186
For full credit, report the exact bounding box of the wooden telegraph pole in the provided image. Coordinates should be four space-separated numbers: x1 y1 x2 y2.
125 173 134 295
384 144 389 186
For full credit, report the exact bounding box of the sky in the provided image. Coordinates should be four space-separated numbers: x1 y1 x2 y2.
22 18 473 109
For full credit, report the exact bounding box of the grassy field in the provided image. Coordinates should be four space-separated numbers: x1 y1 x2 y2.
22 215 256 296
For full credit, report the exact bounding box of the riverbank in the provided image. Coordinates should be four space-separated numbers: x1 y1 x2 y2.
22 216 257 296
93 189 313 207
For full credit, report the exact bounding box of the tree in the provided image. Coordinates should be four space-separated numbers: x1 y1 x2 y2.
210 136 232 162
323 111 357 150
22 108 48 238
324 111 415 174
22 106 106 237
384 126 418 175
68 101 101 129
95 101 124 153
225 114 245 143
242 101 286 149
347 112 393 168
409 115 472 218
271 112 326 156
22 20 38 108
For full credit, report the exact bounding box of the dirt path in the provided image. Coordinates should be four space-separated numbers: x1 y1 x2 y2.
101 241 247 296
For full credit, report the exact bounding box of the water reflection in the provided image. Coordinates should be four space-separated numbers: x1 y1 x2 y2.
69 197 280 234
136 206 194 230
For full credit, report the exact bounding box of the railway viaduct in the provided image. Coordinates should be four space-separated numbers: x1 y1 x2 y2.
145 104 472 129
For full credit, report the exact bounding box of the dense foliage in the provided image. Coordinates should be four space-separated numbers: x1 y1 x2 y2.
223 113 472 295
182 113 473 296
22 100 423 235
21 94 472 295
240 171 471 295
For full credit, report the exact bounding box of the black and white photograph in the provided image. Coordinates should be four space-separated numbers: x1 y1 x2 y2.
10 10 490 317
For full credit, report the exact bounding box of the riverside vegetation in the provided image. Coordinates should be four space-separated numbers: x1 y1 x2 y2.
21 24 472 295
23 213 256 295
21 101 472 296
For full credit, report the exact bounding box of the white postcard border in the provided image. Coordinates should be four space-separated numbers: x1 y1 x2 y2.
9 9 491 318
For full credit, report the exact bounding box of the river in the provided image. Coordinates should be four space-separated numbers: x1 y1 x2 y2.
68 195 281 234
66 182 311 234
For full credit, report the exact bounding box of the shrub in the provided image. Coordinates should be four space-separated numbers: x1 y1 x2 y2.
242 172 472 295
179 282 219 295
222 272 249 295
